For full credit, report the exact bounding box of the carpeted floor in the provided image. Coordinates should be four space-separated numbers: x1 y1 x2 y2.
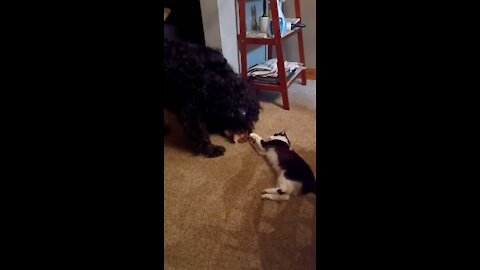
164 80 316 270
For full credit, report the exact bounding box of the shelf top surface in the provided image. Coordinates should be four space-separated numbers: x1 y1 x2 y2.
240 28 301 43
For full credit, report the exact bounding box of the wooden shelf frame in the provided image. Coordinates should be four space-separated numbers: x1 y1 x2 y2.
237 0 307 110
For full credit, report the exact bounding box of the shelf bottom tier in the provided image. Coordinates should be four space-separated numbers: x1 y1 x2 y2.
250 69 305 91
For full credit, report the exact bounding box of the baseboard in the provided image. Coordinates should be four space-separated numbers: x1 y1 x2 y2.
306 68 316 80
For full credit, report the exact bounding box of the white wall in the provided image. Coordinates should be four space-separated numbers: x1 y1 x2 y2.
199 0 221 49
217 0 240 73
283 0 316 68
200 0 240 73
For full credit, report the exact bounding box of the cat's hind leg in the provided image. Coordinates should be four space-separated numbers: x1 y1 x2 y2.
262 188 280 194
261 193 290 201
260 173 297 201
261 187 291 201
262 187 290 194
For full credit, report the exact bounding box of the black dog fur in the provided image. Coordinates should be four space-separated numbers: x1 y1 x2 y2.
164 39 261 158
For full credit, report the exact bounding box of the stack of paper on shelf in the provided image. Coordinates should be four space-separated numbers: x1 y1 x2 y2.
247 58 305 84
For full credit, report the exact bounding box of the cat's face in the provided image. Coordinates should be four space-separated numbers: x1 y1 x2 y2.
270 131 290 146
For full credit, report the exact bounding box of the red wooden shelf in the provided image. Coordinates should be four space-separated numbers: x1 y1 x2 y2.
237 0 307 110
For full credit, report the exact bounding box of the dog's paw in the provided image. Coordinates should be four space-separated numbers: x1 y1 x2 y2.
203 145 226 158
164 126 171 136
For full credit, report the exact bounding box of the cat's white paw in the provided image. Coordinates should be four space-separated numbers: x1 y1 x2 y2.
261 194 273 200
249 133 262 141
262 188 278 194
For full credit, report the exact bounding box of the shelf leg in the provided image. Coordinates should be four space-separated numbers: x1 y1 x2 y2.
281 87 290 110
238 0 248 78
297 30 307 86
240 41 248 79
294 0 307 86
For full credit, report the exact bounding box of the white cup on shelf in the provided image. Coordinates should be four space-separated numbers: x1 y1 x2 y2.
259 16 270 34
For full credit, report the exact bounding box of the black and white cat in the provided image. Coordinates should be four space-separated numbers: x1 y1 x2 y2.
249 131 316 201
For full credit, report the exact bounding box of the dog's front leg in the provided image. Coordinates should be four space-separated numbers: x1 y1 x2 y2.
181 115 226 158
164 109 170 136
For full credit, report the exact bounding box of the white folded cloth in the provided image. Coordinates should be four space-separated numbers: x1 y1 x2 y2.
247 58 305 77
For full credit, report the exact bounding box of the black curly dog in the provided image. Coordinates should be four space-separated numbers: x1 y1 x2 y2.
164 39 261 158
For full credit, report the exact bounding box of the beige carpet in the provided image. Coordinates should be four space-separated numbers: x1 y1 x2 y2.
164 82 316 270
